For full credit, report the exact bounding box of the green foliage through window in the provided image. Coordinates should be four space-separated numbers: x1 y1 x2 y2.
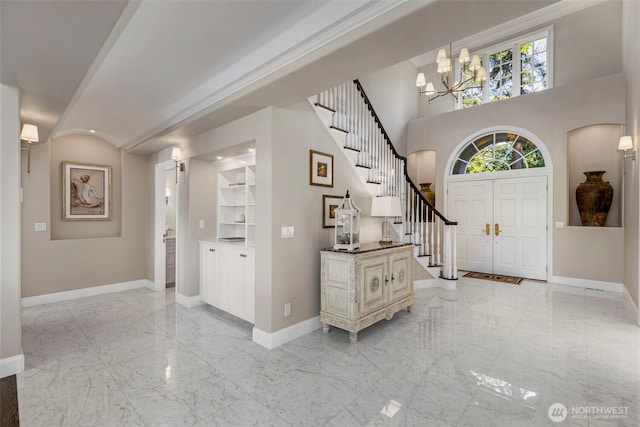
459 31 550 109
453 132 546 175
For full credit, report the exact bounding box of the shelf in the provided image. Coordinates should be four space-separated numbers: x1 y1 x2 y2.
217 156 255 246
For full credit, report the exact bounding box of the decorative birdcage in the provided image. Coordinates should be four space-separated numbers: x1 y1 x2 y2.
334 190 360 251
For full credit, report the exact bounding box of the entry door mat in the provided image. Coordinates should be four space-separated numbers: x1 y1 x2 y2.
463 271 523 285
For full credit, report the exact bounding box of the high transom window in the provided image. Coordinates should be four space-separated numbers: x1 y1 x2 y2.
460 28 552 109
452 131 546 175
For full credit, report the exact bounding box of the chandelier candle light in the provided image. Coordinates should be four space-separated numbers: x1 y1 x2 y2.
416 45 487 103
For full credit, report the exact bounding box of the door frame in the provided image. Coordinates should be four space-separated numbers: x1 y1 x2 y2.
443 126 553 281
154 159 179 293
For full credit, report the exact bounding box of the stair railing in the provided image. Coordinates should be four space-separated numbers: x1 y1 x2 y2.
315 80 458 280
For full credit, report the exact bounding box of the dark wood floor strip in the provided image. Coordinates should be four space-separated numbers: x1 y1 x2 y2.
0 374 20 427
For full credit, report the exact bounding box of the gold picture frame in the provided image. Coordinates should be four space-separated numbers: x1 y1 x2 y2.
310 150 333 187
323 194 343 228
62 161 112 221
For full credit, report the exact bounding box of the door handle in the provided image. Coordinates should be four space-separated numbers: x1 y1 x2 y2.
163 233 167 243
240 253 247 258
494 223 500 236
484 223 490 236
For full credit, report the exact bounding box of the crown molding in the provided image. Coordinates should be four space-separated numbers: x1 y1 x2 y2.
410 0 607 68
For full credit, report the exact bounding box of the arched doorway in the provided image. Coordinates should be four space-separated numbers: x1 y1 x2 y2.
444 127 552 280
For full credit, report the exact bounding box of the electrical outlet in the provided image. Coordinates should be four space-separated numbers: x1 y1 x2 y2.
198 220 205 229
281 226 294 239
284 302 291 317
34 222 47 232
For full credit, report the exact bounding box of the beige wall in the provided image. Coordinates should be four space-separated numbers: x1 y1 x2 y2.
269 102 380 332
358 60 419 156
1 84 23 366
408 73 626 283
21 134 150 297
622 0 640 317
417 1 623 119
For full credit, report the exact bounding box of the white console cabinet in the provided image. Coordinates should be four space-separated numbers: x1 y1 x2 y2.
320 242 414 343
199 241 254 323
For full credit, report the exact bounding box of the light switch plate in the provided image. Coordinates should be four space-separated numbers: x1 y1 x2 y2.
34 222 47 232
281 226 294 239
555 221 565 228
198 220 205 229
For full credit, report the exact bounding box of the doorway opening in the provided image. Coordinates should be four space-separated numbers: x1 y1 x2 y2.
154 159 179 293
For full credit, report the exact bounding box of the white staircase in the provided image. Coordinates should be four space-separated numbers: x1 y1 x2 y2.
309 80 459 284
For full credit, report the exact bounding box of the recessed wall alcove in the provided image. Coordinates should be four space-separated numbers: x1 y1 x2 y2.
567 124 624 227
50 134 122 240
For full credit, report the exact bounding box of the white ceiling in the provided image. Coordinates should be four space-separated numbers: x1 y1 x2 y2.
2 0 577 155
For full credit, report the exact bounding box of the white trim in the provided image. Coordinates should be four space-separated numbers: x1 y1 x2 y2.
410 0 605 67
0 354 24 378
548 275 623 293
252 316 322 349
414 279 439 289
154 159 178 293
622 285 640 326
21 279 152 307
175 292 204 308
444 126 553 282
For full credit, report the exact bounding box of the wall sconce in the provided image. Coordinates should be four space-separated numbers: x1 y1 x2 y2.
618 136 635 160
20 124 39 173
371 196 402 245
171 147 184 183
165 187 170 205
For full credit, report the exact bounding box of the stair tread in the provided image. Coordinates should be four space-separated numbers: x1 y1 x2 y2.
315 102 335 113
330 125 348 134
344 146 360 153
366 180 381 185
356 164 371 169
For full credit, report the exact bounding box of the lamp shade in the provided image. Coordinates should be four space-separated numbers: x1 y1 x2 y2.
416 72 426 87
458 48 470 64
20 124 39 142
371 196 402 217
618 136 633 151
469 55 481 71
425 82 436 95
171 147 182 161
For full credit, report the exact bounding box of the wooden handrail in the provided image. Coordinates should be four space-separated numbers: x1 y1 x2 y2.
352 79 457 226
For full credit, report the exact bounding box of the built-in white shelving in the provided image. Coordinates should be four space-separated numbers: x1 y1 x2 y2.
217 155 255 245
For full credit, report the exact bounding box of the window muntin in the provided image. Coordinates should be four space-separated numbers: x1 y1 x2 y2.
453 131 546 175
458 28 552 109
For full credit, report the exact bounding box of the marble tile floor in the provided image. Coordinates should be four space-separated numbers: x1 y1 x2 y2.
18 278 640 426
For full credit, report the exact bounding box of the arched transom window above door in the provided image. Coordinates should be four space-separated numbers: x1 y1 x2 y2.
451 131 546 175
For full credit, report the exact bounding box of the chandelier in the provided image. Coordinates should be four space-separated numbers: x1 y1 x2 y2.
416 45 487 103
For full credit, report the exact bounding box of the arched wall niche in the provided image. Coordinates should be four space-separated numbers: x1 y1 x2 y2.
567 124 624 227
49 133 123 239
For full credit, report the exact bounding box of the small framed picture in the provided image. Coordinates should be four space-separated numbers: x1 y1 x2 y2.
310 150 333 187
323 194 343 228
62 161 112 221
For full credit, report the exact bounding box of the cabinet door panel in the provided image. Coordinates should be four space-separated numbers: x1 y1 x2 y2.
389 251 411 300
359 257 388 315
199 244 217 306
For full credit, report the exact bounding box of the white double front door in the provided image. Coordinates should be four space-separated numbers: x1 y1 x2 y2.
447 175 547 280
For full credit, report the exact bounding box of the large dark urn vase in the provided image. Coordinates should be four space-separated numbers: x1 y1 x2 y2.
576 171 613 226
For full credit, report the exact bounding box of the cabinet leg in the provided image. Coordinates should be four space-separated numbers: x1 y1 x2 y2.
349 331 358 344
407 305 413 312
322 323 330 333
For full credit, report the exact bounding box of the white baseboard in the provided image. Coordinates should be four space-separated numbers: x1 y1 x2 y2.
175 292 204 308
622 286 640 326
22 279 153 307
0 354 24 378
252 315 322 349
548 275 623 293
